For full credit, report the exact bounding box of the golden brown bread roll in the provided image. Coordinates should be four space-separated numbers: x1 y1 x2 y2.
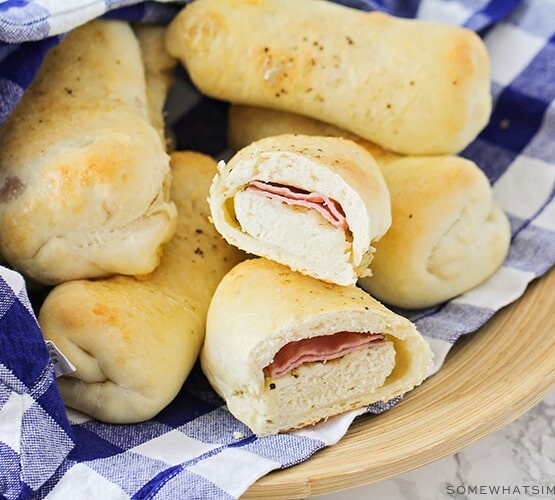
208 134 391 286
202 258 433 436
0 20 177 285
166 0 491 155
38 152 245 423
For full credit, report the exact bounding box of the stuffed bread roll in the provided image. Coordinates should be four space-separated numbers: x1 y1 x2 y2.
227 105 511 308
208 134 391 286
38 152 245 423
201 258 433 436
358 156 511 309
166 0 491 155
0 20 177 285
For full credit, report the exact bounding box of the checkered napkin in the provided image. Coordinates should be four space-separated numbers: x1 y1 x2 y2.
1 0 554 498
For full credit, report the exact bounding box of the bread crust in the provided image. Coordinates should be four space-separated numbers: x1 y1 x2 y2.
166 0 491 155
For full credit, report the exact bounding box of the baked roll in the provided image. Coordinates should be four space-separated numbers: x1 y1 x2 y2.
358 156 511 309
135 24 177 147
201 258 433 436
0 20 177 285
208 134 391 286
38 152 245 423
166 0 491 155
227 104 398 165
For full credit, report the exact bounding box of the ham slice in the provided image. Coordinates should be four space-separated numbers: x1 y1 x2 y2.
245 180 349 231
264 332 385 379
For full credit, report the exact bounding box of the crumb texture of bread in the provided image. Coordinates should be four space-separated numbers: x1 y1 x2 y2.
252 343 396 435
233 190 354 285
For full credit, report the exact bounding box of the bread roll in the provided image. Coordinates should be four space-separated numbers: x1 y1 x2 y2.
227 104 399 165
38 152 245 423
358 156 511 309
208 134 391 286
201 258 433 436
0 20 177 285
166 0 491 155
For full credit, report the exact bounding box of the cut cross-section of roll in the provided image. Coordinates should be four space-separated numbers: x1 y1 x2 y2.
201 258 433 436
208 134 391 286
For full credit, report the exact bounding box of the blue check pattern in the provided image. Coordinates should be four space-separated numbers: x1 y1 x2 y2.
0 0 554 498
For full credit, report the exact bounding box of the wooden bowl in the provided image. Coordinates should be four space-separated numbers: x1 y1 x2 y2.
244 265 555 498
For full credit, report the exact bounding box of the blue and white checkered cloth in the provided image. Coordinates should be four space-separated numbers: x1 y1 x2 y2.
1 0 554 498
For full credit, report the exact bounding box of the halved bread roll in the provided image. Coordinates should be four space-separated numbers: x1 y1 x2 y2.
208 134 391 286
201 258 433 436
38 152 245 423
227 105 511 309
358 156 511 309
166 0 491 155
0 20 177 285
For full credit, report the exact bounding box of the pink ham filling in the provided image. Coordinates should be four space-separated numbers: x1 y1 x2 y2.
245 180 349 231
264 332 385 379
